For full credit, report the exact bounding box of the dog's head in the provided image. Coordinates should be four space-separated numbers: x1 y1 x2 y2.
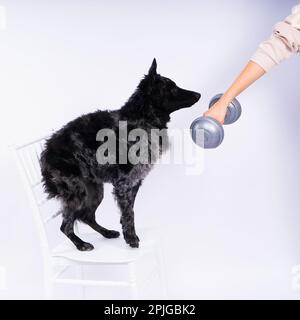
139 59 201 114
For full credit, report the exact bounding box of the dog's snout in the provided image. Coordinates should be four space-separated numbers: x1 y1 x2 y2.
193 92 201 102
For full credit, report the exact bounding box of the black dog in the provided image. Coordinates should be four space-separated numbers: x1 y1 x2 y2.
41 59 200 251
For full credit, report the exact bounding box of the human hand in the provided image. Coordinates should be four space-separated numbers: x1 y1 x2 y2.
203 96 230 125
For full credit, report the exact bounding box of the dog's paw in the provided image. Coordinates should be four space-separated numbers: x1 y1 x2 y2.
125 235 140 248
102 230 120 239
76 242 94 251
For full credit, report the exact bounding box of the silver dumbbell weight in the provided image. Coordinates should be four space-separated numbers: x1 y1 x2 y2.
190 94 242 149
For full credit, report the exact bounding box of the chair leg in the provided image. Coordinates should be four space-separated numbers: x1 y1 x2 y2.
155 243 168 299
128 262 138 299
75 265 86 299
43 263 54 299
43 277 54 299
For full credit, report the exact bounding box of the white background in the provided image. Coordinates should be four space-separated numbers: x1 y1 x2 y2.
1 0 300 299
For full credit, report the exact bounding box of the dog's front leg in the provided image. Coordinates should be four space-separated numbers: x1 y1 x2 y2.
113 181 141 248
120 207 139 248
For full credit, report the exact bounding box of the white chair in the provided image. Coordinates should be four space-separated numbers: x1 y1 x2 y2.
11 135 168 299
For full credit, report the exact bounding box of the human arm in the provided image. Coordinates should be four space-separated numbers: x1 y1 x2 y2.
204 5 300 124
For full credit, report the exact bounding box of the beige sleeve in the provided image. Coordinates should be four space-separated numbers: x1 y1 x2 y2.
251 4 300 72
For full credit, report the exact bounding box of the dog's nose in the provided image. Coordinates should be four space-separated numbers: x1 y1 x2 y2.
193 92 201 101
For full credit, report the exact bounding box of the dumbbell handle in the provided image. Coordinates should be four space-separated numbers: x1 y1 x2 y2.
209 94 242 125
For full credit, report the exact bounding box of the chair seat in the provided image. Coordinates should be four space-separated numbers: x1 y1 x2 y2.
51 229 160 264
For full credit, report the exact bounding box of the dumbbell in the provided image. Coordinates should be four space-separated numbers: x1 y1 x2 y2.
190 94 242 149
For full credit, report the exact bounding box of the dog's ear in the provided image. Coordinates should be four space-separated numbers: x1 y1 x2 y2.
148 58 157 77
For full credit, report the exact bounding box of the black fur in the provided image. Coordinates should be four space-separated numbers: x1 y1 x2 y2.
40 59 200 250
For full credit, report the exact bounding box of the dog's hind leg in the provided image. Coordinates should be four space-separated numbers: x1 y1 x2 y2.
59 179 95 251
80 182 120 239
60 216 94 251
84 219 120 239
113 180 142 248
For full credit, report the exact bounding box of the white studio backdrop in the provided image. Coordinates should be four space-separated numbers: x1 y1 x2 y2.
0 0 300 299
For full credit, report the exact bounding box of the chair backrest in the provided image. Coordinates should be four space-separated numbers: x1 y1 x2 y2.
11 134 63 253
